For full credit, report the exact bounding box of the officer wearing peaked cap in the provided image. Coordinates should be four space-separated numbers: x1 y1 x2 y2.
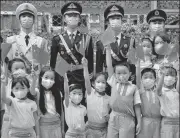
50 2 94 99
147 9 167 40
96 4 136 83
6 3 48 74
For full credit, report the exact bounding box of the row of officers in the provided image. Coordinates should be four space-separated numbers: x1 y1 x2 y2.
5 2 169 95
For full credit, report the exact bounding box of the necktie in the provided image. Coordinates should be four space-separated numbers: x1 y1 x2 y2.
25 35 29 46
114 37 119 54
70 34 74 44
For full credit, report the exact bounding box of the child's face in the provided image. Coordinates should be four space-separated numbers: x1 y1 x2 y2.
94 75 106 93
12 82 28 99
69 89 83 105
11 62 26 73
41 70 55 89
115 65 131 83
163 68 177 87
154 36 168 55
142 72 156 89
142 39 152 55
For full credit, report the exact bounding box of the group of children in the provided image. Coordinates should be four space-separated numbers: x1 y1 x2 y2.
1 32 179 138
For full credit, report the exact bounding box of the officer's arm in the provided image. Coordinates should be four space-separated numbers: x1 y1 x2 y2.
136 59 141 89
50 36 59 69
64 73 69 107
96 40 105 73
176 74 179 92
6 37 13 61
106 45 114 77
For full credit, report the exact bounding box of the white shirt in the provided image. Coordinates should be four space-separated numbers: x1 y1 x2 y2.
66 29 77 40
116 33 121 46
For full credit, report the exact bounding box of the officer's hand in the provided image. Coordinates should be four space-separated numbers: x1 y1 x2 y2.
81 57 88 67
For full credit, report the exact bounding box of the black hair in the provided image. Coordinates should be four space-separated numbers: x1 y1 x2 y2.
11 77 35 101
92 72 108 83
8 58 26 72
153 32 170 56
115 61 131 72
69 84 82 92
164 66 177 76
39 66 62 116
141 68 156 79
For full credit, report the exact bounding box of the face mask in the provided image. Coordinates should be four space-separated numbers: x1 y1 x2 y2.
95 82 106 92
70 94 82 105
20 17 34 29
149 24 164 34
155 42 169 55
13 90 28 99
164 76 176 86
142 79 155 89
66 17 79 28
143 47 152 55
42 78 55 89
117 75 129 83
109 19 121 31
12 69 27 78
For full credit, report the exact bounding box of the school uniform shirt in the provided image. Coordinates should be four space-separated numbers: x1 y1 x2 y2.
7 97 37 129
64 100 86 132
107 74 141 117
86 88 110 124
140 87 161 118
159 87 179 118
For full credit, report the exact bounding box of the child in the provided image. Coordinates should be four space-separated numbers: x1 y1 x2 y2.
37 66 64 138
140 35 156 69
82 57 110 138
1 58 28 138
105 45 141 138
1 75 39 138
64 72 86 138
158 66 179 138
136 67 161 138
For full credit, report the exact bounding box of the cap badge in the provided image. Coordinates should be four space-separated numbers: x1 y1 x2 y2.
155 10 159 16
68 3 77 9
110 5 119 11
25 4 29 9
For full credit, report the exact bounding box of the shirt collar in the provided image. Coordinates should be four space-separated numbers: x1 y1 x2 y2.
66 29 78 37
116 32 121 40
163 87 177 92
19 31 35 38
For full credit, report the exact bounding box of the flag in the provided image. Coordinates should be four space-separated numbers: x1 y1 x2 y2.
127 46 138 65
1 43 12 61
55 56 70 77
167 43 179 62
136 42 145 61
32 45 49 65
100 26 116 46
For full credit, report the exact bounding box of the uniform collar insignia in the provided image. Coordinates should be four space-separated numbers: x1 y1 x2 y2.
110 5 119 11
155 10 159 16
68 3 77 9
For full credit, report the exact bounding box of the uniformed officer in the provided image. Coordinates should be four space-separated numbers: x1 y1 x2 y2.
96 4 136 83
147 9 167 40
50 2 94 98
6 3 48 74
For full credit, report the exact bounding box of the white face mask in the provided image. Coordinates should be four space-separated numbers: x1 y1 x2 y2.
12 69 27 78
164 76 176 86
149 23 164 35
13 90 28 99
20 16 34 29
109 19 122 31
117 74 129 83
143 47 152 55
95 82 106 93
41 78 55 89
70 94 82 105
155 42 169 55
142 79 155 89
66 16 79 28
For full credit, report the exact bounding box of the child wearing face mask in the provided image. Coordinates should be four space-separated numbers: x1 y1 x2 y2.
136 66 162 138
1 58 29 138
1 75 39 138
36 66 64 138
81 57 110 138
157 66 179 138
64 72 86 138
105 45 141 138
140 35 156 69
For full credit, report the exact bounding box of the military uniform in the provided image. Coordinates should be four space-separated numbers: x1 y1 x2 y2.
6 3 48 74
96 5 136 84
50 2 94 87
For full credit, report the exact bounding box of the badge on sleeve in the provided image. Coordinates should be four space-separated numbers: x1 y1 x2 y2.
61 51 64 55
124 44 128 48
